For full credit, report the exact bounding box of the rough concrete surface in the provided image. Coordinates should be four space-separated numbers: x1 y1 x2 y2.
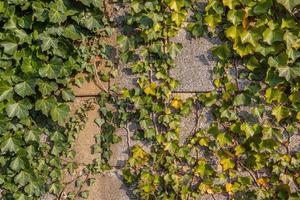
70 97 101 165
109 128 129 168
170 28 219 92
85 171 130 200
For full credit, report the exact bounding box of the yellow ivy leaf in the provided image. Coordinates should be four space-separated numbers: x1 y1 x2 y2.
296 112 300 121
225 183 233 194
220 158 235 170
223 0 239 9
199 138 209 147
171 12 186 26
171 99 183 109
169 0 184 12
234 145 245 156
257 178 268 187
144 82 156 96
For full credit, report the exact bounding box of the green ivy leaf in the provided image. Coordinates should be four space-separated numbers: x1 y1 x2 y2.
212 43 231 61
35 97 57 116
39 57 62 79
24 181 41 196
277 0 300 13
14 171 31 186
62 89 75 101
271 105 291 122
277 65 300 81
0 82 14 101
79 190 90 199
263 28 283 45
6 99 32 119
1 136 21 153
63 25 82 40
40 34 58 51
49 1 67 24
10 157 25 172
50 103 70 123
14 81 35 98
37 80 58 96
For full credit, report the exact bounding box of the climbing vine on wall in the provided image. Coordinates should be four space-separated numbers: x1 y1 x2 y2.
1 0 300 199
117 0 300 199
0 0 110 198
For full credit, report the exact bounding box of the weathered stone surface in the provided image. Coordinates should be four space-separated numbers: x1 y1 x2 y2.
109 129 129 168
176 93 214 144
88 171 131 200
170 28 219 92
70 97 101 165
111 64 139 90
198 194 227 200
290 132 300 153
72 72 105 96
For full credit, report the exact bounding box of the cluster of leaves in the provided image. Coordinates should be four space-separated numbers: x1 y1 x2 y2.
114 0 300 199
0 0 109 198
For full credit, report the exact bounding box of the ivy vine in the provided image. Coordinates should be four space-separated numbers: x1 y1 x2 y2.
0 0 110 198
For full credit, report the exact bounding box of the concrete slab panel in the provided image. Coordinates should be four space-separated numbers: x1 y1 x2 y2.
170 28 220 92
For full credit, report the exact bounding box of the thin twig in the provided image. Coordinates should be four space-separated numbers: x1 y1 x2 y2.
74 173 90 199
211 194 217 200
238 161 259 188
124 122 132 155
92 59 109 93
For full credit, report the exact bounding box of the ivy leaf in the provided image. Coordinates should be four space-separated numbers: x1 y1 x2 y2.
61 89 75 101
14 171 31 186
220 158 235 170
217 133 232 147
24 129 41 143
24 181 41 196
37 80 58 96
195 160 214 177
277 0 300 13
164 141 178 155
49 183 62 195
79 191 90 199
49 1 67 24
223 0 239 9
272 106 291 122
0 82 14 101
227 9 243 25
277 65 300 81
117 36 131 51
263 28 283 45
10 157 25 171
204 14 222 30
241 123 256 138
50 103 70 123
14 81 35 98
0 41 18 55
63 25 82 40
35 97 57 116
225 25 240 41
233 93 250 106
168 43 183 59
240 31 257 47
6 99 32 119
171 12 186 26
212 43 231 61
169 0 184 12
265 88 287 103
40 34 58 51
289 91 300 104
1 136 21 153
39 57 62 79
